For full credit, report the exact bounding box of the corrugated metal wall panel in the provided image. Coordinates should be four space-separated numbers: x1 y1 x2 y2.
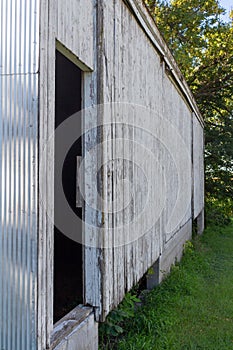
0 0 39 75
0 1 39 349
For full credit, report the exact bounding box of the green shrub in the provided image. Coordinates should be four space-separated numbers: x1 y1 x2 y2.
205 196 232 226
99 292 140 349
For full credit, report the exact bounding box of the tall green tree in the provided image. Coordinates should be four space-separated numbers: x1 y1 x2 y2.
146 0 233 211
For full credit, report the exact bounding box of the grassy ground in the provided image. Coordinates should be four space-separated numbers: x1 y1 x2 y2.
99 222 233 349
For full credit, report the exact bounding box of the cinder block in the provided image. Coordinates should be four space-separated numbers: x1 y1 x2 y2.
159 220 192 282
197 209 204 235
146 258 160 290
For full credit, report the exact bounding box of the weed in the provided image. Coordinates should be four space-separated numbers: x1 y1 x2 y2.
99 222 233 350
99 292 141 348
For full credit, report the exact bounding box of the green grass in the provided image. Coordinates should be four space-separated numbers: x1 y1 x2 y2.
99 222 233 349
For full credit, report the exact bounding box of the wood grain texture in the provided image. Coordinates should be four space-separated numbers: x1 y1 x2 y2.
38 0 97 346
98 0 203 320
51 306 93 348
38 0 204 335
56 0 94 70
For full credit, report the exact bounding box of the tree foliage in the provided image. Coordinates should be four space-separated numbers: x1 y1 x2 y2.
146 0 233 205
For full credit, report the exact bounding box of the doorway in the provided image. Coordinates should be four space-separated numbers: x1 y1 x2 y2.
54 50 83 323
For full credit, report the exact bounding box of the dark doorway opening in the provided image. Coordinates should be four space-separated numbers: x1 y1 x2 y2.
54 50 83 323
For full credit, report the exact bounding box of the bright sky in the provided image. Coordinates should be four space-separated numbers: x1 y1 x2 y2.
219 0 232 22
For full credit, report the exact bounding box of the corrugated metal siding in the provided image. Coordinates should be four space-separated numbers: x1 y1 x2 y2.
0 1 39 349
0 0 39 75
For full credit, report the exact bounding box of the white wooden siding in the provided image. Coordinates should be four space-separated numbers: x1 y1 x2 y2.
38 0 96 347
98 0 202 319
38 0 204 334
193 116 205 218
56 0 94 70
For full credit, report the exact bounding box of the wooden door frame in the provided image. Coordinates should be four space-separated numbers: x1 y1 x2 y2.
38 34 100 348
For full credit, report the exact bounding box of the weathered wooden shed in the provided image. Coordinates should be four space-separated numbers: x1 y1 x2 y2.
0 0 204 349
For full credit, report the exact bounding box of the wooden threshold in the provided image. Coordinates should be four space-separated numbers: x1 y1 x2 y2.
50 305 93 349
